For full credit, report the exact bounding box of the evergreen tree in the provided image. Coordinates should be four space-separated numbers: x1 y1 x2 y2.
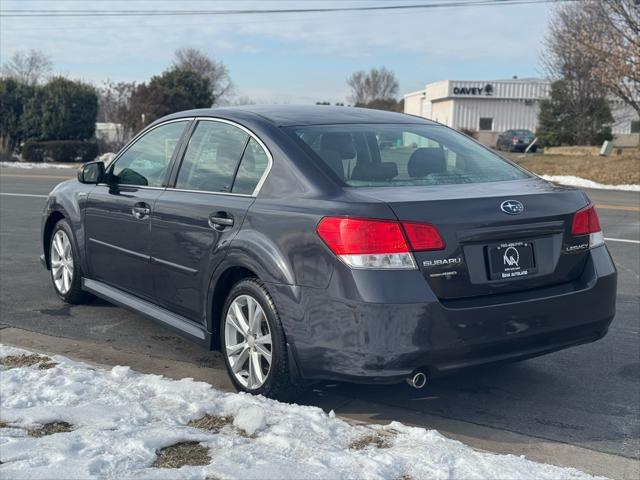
537 80 612 146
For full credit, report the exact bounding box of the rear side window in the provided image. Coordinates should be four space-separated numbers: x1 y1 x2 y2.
110 121 188 187
176 121 248 193
232 138 270 195
288 124 529 188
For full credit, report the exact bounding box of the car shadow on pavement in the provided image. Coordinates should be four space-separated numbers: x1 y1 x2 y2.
297 360 639 457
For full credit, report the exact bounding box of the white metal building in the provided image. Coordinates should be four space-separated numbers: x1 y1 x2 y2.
404 79 639 147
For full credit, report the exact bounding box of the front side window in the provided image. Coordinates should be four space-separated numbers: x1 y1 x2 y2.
176 121 248 193
288 124 529 188
110 121 188 187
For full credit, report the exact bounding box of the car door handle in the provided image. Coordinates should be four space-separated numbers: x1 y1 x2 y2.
132 203 151 220
208 213 234 230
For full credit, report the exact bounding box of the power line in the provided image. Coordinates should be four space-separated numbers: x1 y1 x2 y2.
0 0 563 17
0 4 489 32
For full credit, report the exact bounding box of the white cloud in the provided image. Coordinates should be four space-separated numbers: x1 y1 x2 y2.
0 0 551 101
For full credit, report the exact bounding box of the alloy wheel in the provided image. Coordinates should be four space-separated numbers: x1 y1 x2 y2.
224 294 273 390
50 230 74 295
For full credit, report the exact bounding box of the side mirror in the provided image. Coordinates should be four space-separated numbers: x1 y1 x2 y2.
78 161 105 184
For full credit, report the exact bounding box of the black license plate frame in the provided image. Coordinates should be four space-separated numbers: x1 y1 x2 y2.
488 241 537 280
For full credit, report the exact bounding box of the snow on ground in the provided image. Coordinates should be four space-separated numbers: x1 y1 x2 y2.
541 175 640 192
0 345 604 480
96 152 116 164
0 153 116 170
0 161 78 169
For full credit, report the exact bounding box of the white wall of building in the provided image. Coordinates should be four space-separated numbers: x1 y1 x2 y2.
430 100 454 126
404 79 639 147
452 98 540 133
611 100 638 134
403 91 424 118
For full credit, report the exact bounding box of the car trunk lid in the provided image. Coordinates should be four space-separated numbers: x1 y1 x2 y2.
352 178 592 300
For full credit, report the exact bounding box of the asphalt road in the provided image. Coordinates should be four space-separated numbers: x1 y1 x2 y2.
1 167 639 468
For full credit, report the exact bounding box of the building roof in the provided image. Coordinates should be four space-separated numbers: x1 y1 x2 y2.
162 105 435 127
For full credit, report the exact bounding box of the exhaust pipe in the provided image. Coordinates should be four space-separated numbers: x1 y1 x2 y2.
406 371 427 389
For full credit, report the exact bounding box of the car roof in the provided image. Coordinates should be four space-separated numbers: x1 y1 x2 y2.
161 105 437 127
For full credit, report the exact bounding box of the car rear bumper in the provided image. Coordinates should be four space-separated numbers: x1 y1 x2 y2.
511 144 534 152
271 245 616 384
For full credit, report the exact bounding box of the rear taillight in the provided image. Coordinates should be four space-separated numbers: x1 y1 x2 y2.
401 221 446 251
571 204 604 248
316 217 444 270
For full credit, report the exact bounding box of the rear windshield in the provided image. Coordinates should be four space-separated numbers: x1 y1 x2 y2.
287 124 530 187
511 130 533 136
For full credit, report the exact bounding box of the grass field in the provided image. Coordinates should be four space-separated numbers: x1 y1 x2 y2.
508 151 640 185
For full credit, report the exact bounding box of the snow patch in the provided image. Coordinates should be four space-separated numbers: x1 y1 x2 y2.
0 345 605 480
97 152 116 165
0 161 77 169
233 405 267 436
541 175 640 192
0 153 115 170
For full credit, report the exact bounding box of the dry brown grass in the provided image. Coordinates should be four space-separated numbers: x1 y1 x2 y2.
152 441 211 469
0 354 57 370
28 421 74 437
349 430 395 450
37 361 57 370
188 415 234 434
509 152 640 185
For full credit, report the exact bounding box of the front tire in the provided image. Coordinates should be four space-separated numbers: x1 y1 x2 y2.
49 219 91 304
221 278 297 400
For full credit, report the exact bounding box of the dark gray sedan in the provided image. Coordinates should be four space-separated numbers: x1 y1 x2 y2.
40 106 616 399
496 129 537 152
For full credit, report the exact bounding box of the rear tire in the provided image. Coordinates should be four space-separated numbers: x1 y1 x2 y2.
49 219 91 304
221 278 298 401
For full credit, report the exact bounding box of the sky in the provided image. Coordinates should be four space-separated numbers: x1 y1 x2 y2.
0 0 554 104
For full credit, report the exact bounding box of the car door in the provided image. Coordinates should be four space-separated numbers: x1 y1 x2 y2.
150 119 271 323
84 119 191 300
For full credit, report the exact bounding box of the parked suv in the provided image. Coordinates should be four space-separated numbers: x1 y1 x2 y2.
41 106 616 399
496 129 537 152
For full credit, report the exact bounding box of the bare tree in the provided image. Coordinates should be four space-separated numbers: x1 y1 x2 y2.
1 49 53 86
541 2 614 145
347 67 399 105
97 80 136 147
232 95 256 106
566 0 639 118
173 48 232 104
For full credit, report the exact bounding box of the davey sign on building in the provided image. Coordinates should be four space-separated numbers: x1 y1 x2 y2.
452 84 494 96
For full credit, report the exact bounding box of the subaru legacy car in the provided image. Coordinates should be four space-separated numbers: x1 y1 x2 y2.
41 106 616 399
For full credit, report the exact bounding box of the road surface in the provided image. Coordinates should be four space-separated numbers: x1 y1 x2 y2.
1 166 638 478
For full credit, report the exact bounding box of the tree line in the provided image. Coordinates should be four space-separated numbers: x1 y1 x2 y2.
2 0 635 161
537 0 638 147
0 45 403 162
0 48 233 160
